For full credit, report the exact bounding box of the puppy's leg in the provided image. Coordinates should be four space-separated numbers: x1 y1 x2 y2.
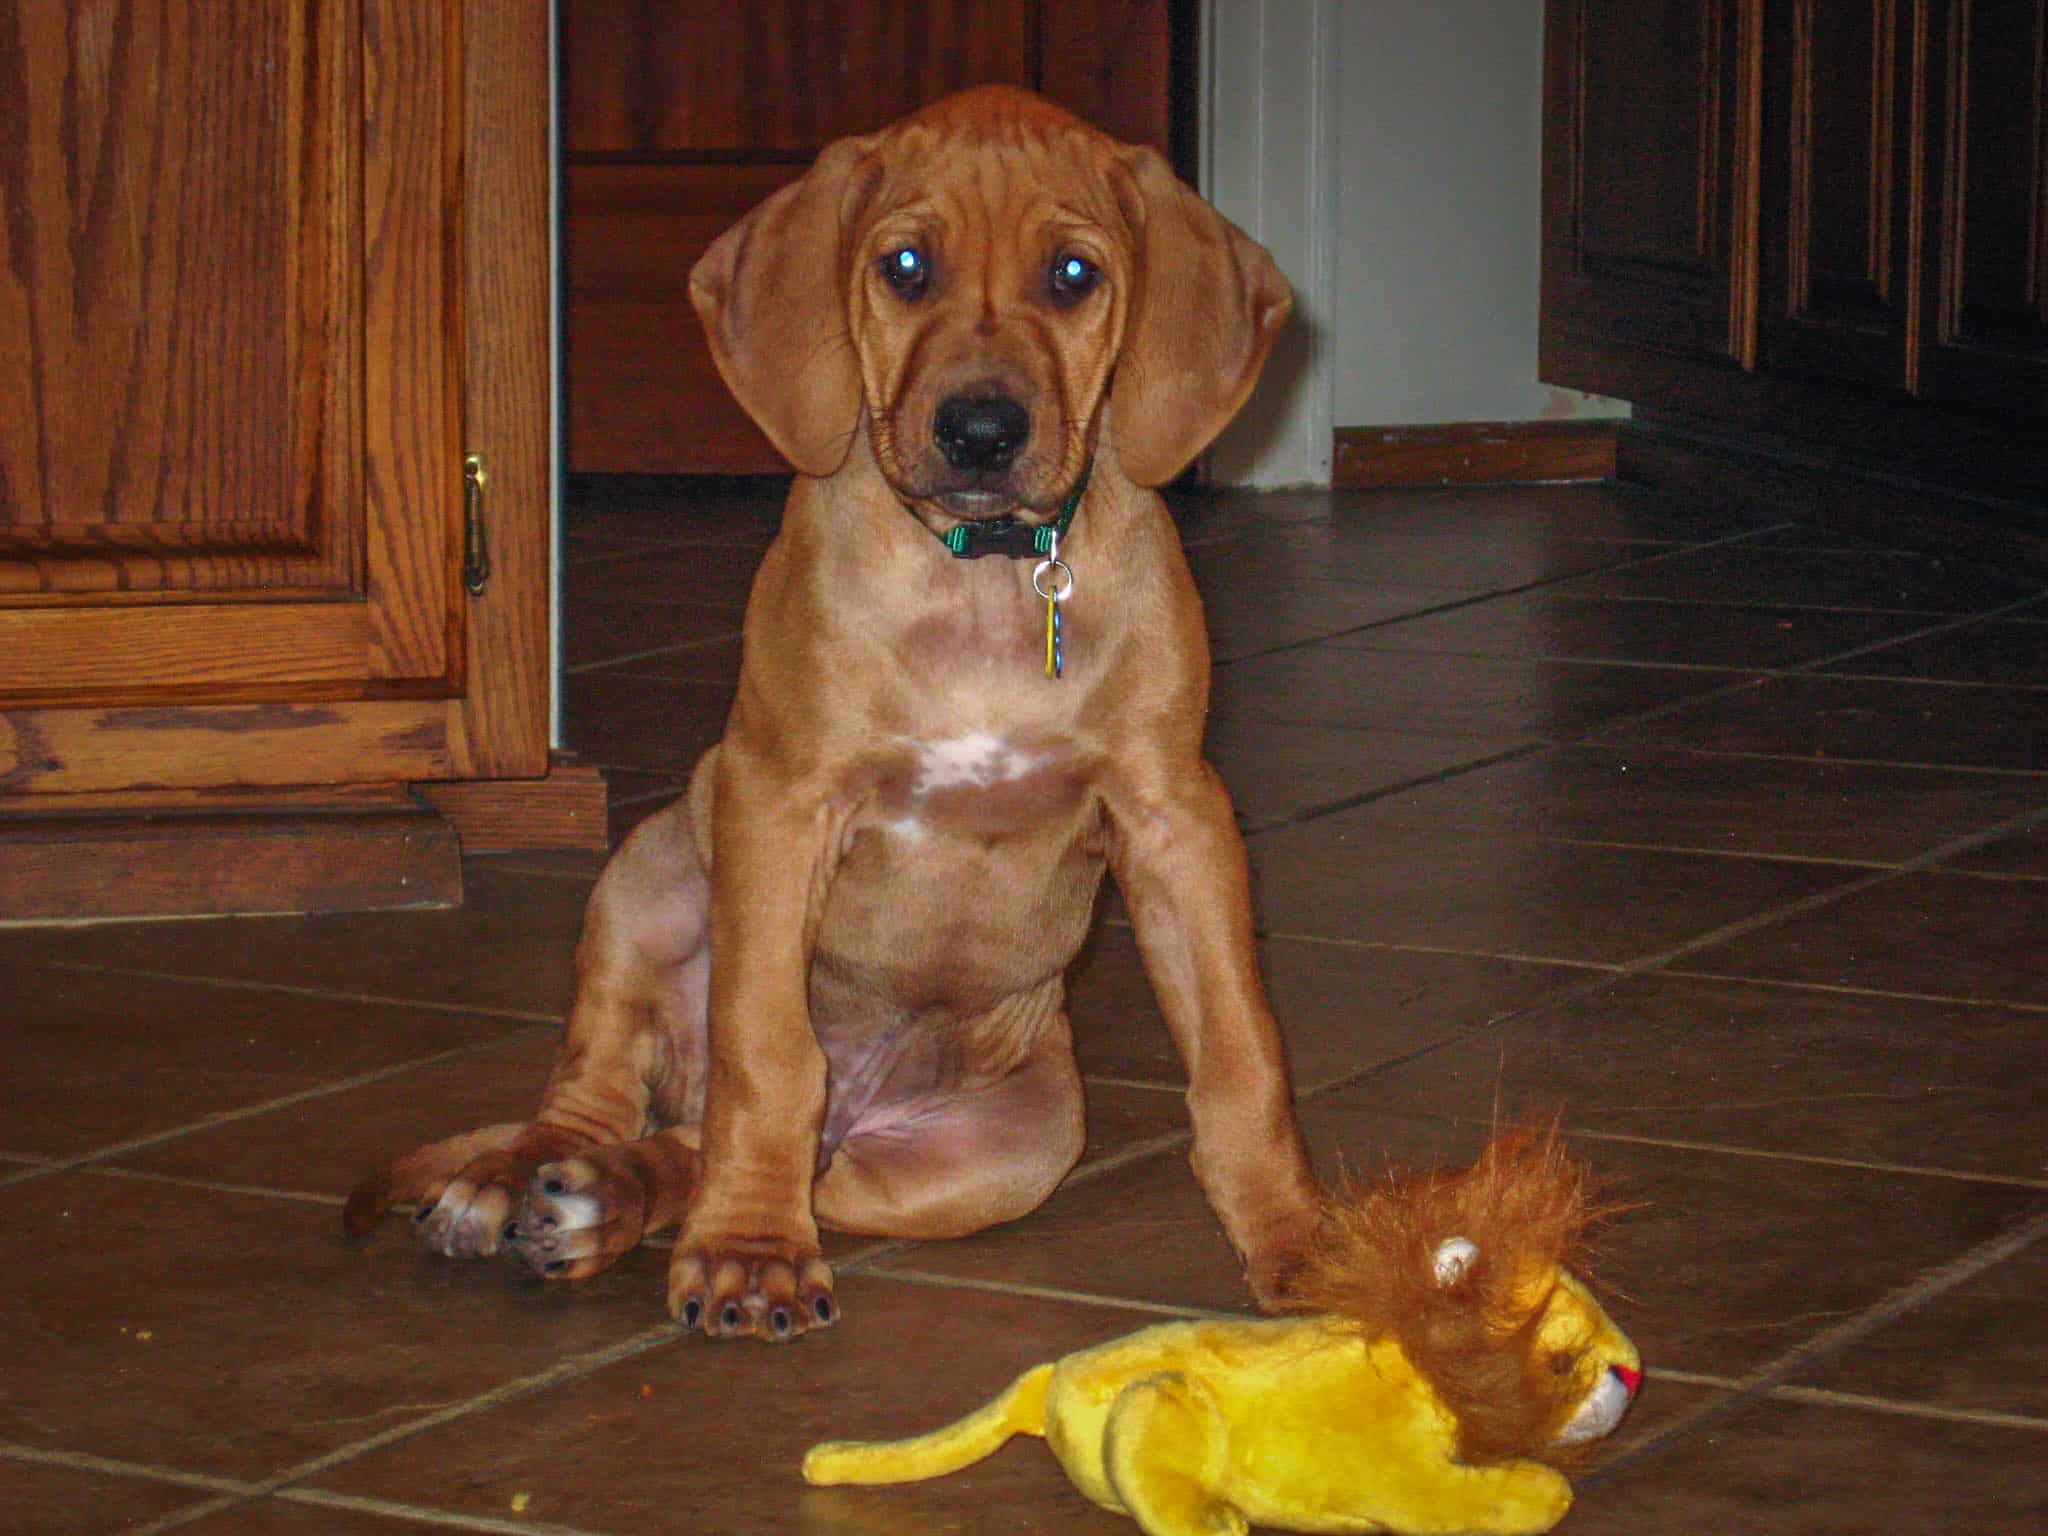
671 1023 1086 1342
345 796 711 1271
1106 761 1322 1309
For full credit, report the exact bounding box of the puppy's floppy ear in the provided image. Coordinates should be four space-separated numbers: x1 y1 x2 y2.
1108 147 1293 486
689 138 880 477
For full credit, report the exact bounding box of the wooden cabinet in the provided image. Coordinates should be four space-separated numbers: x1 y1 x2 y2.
0 1 593 923
563 0 1183 474
1543 0 2048 552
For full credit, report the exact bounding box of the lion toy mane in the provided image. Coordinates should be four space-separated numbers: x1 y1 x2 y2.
803 1127 1640 1536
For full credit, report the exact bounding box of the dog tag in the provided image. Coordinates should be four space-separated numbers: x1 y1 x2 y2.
1032 540 1074 680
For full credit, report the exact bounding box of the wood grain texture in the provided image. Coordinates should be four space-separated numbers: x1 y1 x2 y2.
0 0 345 592
0 700 459 794
566 162 799 473
1333 422 1620 488
449 0 553 776
560 0 1175 474
418 756 609 851
362 0 458 680
0 807 462 923
562 0 1035 155
1 0 467 710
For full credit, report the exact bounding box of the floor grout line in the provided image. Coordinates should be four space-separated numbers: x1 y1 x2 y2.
1207 522 1800 672
1582 1204 2048 1486
118 1323 693 1536
0 1026 559 1194
1656 967 2048 1014
0 1442 251 1497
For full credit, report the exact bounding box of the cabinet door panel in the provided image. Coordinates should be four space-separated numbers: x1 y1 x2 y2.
1543 0 1758 365
1758 0 1922 391
1920 0 2048 413
0 0 456 703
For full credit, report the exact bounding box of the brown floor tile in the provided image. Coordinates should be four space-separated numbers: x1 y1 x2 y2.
1245 815 1859 963
1940 825 2048 878
1562 542 2040 612
1681 871 2048 1005
1339 591 1928 669
171 1500 470 1533
878 1103 2046 1383
1190 525 1670 592
1324 972 2048 1181
1567 1396 2048 1534
1197 577 1464 661
563 672 732 773
0 1173 677 1481
567 543 769 607
1204 715 1520 826
307 1277 1148 1536
585 635 746 684
1821 614 2048 686
565 597 744 671
0 1459 209 1535
0 865 591 1021
1610 673 2048 771
1212 646 1752 739
1794 1239 2048 1421
0 964 533 1164
111 1030 562 1198
1067 922 1585 1090
1339 745 2048 865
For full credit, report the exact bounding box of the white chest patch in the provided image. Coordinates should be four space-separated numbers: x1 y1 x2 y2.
909 731 1045 799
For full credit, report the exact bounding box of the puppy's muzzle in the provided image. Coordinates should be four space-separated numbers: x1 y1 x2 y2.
934 393 1031 475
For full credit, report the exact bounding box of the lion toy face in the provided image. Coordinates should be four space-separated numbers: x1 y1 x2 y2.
806 1127 1641 1536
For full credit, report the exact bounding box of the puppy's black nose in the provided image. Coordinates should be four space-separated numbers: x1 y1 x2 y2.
934 394 1030 472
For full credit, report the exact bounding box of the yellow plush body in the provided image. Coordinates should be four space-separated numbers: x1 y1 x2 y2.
804 1130 1641 1536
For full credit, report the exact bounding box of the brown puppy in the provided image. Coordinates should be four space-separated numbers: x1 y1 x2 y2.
347 85 1322 1341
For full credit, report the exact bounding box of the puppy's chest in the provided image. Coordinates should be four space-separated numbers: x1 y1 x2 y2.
857 729 1093 846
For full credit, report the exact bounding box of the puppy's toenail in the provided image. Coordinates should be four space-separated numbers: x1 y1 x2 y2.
682 1299 703 1329
771 1308 791 1336
813 1296 835 1324
721 1303 741 1330
545 1260 566 1275
412 1205 432 1223
502 1222 519 1241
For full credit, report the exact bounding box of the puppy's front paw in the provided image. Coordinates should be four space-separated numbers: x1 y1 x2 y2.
669 1237 835 1343
508 1153 650 1281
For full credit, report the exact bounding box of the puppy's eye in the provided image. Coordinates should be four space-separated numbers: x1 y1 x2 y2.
881 246 929 299
1048 253 1100 305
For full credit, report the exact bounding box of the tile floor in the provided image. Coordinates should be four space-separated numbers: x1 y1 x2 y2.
5 476 2047 1534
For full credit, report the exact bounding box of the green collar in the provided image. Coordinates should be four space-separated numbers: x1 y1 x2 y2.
939 462 1092 560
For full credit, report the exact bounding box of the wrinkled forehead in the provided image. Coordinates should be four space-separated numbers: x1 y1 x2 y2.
857 116 1133 252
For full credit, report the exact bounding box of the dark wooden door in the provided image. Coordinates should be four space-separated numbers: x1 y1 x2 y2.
563 0 1178 474
1755 0 1922 393
1541 0 1760 396
1917 0 2048 415
0 0 551 799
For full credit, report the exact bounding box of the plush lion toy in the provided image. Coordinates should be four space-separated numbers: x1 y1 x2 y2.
804 1126 1640 1536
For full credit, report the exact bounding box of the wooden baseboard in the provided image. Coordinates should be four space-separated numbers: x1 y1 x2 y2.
0 806 461 926
1332 420 1620 488
415 755 611 853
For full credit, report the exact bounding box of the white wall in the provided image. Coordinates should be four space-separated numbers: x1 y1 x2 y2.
1203 0 1622 488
